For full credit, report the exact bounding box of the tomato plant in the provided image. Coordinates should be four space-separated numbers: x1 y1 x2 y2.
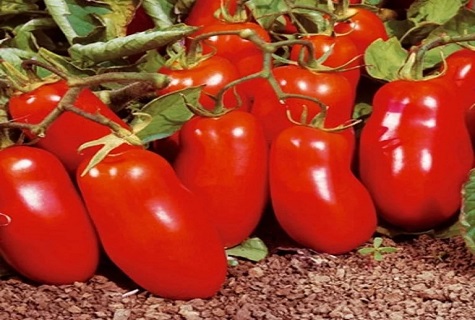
0 146 99 285
269 125 377 254
158 55 249 111
251 65 356 144
174 110 268 248
7 80 139 174
77 149 228 300
359 77 474 232
290 33 361 87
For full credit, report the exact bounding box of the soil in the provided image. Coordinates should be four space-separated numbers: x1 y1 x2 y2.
1 215 474 320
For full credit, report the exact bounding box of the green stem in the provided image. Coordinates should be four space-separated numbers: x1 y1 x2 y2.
412 32 475 79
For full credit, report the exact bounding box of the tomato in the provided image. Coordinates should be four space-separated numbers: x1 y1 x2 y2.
158 55 249 111
0 146 99 285
189 22 269 75
269 126 377 254
358 78 473 232
185 0 239 26
334 8 388 58
290 33 361 87
7 80 139 174
126 6 154 35
174 110 268 248
442 49 475 150
77 149 227 299
251 65 356 144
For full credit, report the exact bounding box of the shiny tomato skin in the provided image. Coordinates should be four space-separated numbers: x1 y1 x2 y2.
174 111 268 248
290 34 361 87
158 55 249 111
334 8 388 57
251 65 356 144
0 146 99 285
77 149 227 299
359 79 473 232
185 0 239 26
442 49 475 149
7 80 139 174
270 126 377 254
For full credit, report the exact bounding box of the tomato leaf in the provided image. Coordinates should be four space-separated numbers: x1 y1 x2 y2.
364 37 408 82
133 86 201 143
68 24 197 64
407 0 463 25
460 169 475 255
225 237 269 262
142 0 177 28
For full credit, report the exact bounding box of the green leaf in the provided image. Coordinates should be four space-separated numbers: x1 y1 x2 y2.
364 37 409 82
99 0 140 39
373 237 383 248
10 17 58 52
353 102 372 119
379 247 398 254
225 237 269 262
133 86 201 143
460 168 475 255
357 247 375 255
0 0 39 12
408 0 463 25
44 0 112 45
68 24 197 64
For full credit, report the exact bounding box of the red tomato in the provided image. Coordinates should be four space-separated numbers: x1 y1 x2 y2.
189 22 270 77
185 0 239 26
126 6 154 35
174 110 268 248
442 49 475 150
0 146 99 285
158 55 249 111
7 80 139 173
270 126 377 254
334 8 388 58
359 78 473 232
290 33 361 87
77 149 227 299
251 65 356 144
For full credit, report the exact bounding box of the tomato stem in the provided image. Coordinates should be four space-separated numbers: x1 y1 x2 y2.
411 32 475 79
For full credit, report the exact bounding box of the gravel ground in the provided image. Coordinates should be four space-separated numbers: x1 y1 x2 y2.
1 215 474 320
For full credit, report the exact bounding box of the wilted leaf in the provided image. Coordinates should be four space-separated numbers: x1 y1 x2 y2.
99 0 139 38
68 24 196 64
133 86 201 143
10 17 58 52
142 0 177 28
364 37 408 81
0 0 39 12
225 237 269 262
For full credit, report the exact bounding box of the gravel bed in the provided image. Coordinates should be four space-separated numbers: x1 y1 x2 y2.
1 217 474 320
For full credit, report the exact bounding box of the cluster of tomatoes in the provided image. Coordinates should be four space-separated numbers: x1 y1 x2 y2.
0 0 474 301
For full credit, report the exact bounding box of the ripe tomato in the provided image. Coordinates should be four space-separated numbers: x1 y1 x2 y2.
188 22 270 77
270 126 377 254
77 149 227 299
251 65 356 144
126 6 154 35
158 55 249 111
359 78 473 232
290 33 361 87
442 49 475 150
185 0 239 26
334 8 388 58
174 110 268 248
0 146 99 285
7 80 139 174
